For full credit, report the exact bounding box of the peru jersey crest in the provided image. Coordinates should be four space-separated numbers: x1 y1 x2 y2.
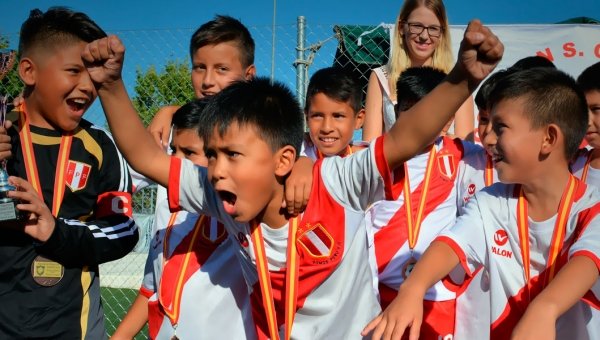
436 152 456 180
298 223 334 258
65 160 92 191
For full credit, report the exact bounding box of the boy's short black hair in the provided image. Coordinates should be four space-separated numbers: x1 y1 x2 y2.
489 68 587 160
577 61 600 93
189 15 255 68
509 56 556 72
199 77 304 157
172 98 210 131
475 70 510 110
395 66 447 116
305 67 362 113
19 7 106 58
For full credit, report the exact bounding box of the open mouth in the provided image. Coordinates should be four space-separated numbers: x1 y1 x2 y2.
67 98 87 113
218 190 237 215
319 137 339 144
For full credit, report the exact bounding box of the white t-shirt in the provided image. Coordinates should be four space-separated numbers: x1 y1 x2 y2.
437 181 600 339
168 137 392 339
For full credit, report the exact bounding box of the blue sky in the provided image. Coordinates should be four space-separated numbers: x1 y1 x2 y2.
1 0 599 126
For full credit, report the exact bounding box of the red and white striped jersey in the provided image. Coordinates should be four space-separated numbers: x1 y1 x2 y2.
437 181 600 339
141 198 254 340
168 137 391 339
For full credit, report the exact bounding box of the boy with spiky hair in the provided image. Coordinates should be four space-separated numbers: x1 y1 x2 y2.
0 7 138 339
83 20 502 339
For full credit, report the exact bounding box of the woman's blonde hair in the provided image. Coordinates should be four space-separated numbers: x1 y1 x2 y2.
388 0 453 98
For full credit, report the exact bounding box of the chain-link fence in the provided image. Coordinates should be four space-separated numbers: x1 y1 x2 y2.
0 18 390 338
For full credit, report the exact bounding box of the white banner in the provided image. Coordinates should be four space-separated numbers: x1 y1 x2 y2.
449 24 600 78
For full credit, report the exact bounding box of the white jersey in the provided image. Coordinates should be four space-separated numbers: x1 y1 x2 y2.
456 141 498 215
571 148 600 188
437 181 600 339
141 198 254 340
368 137 465 301
168 137 391 339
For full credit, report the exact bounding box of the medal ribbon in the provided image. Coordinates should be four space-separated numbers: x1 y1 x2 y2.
403 146 437 250
516 174 577 302
485 154 494 186
18 108 72 216
579 150 593 183
159 213 206 327
250 216 300 340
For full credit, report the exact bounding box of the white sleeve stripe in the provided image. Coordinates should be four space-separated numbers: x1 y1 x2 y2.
92 227 138 239
62 218 137 238
91 125 129 192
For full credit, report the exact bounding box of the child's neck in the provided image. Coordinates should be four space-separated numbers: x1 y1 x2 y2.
24 98 55 130
259 184 290 229
521 166 572 222
589 148 600 169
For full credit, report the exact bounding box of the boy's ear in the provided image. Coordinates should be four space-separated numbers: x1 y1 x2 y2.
18 58 36 86
540 123 561 156
354 108 366 129
244 64 256 80
274 145 296 177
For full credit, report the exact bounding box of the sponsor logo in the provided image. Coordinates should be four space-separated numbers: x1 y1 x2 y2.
492 246 513 259
467 183 476 195
494 229 509 246
65 160 92 191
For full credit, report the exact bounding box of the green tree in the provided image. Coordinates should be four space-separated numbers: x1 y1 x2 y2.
132 60 194 126
0 36 23 101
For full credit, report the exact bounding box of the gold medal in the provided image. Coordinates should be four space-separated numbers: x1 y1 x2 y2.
402 257 418 279
31 255 64 286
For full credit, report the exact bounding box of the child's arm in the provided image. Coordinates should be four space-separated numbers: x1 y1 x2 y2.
82 36 171 187
283 156 314 216
362 241 461 340
147 105 179 149
511 255 599 340
362 71 385 142
111 292 149 340
383 20 503 170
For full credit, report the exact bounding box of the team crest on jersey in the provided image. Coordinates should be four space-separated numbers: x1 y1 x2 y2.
298 223 334 259
436 152 456 180
65 160 92 191
200 219 226 244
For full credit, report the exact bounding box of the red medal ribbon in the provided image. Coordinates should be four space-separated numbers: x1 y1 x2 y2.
485 154 494 187
403 146 437 250
250 216 300 340
515 174 577 302
18 106 73 216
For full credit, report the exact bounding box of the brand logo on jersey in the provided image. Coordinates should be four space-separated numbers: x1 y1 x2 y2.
298 223 334 258
493 229 509 246
467 183 477 195
437 153 456 180
65 160 91 191
492 246 513 259
237 232 249 248
200 218 226 244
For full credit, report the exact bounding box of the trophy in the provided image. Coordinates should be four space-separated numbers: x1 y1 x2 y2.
0 49 23 222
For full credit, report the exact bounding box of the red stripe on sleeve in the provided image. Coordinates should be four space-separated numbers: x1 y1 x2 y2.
139 286 154 298
374 135 394 200
168 156 182 212
571 250 600 272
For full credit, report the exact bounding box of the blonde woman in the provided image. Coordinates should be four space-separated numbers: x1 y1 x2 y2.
363 0 474 141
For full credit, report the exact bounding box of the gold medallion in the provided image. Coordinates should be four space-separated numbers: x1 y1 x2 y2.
31 255 64 286
402 257 418 279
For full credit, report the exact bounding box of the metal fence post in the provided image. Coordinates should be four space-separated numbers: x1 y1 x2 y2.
296 16 306 108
